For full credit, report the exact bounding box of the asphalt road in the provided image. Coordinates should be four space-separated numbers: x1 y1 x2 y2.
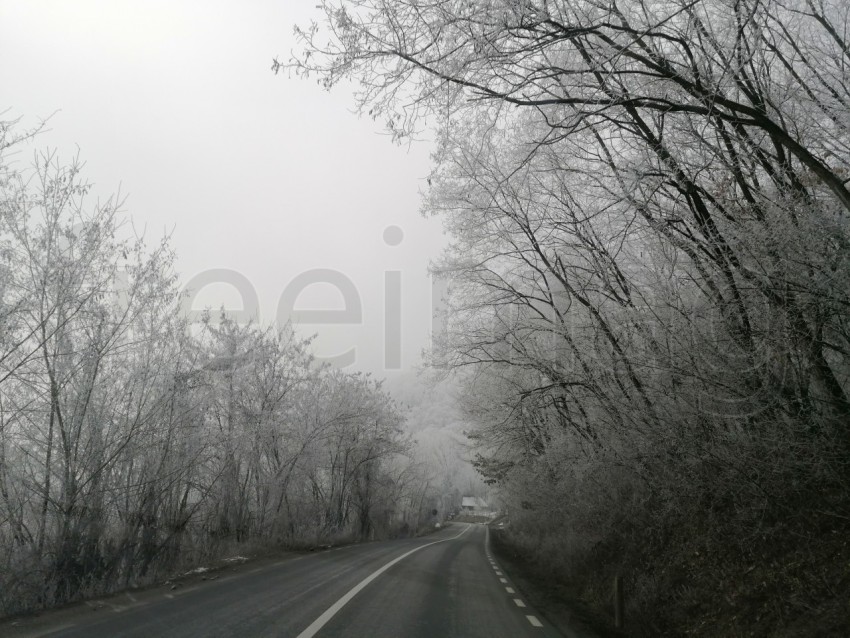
2 523 570 638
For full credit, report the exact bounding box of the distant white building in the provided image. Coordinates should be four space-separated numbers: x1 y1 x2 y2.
461 496 489 513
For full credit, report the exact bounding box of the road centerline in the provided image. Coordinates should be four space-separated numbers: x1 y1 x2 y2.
295 524 472 638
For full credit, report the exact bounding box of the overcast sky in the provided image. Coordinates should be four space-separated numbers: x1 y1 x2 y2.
0 0 445 376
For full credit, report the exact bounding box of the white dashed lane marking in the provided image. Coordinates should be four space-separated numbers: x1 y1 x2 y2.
485 526 544 630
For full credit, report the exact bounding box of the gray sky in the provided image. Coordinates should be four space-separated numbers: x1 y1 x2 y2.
0 0 444 376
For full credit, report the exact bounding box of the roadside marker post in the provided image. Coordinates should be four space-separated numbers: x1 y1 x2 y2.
614 574 624 630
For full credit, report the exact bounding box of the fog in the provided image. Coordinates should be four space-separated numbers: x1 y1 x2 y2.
0 0 444 375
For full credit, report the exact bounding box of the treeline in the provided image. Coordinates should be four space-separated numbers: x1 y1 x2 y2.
0 124 442 617
292 0 850 634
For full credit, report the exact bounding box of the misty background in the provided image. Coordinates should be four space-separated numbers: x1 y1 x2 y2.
0 0 444 376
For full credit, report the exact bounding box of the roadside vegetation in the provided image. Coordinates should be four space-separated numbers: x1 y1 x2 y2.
290 0 850 634
0 121 460 618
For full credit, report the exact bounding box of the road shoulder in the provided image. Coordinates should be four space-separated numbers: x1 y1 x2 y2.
488 525 616 638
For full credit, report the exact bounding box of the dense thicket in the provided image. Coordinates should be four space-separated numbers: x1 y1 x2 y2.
0 124 448 617
290 0 850 633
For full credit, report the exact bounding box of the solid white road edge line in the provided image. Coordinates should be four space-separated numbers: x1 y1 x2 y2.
295 524 472 638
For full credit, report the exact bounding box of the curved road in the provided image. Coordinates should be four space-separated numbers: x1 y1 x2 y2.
3 523 569 637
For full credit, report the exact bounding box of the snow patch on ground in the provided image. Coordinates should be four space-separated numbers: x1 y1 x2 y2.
183 566 210 575
222 556 249 563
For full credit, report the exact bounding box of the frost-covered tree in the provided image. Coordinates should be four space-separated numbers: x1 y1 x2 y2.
288 1 850 632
